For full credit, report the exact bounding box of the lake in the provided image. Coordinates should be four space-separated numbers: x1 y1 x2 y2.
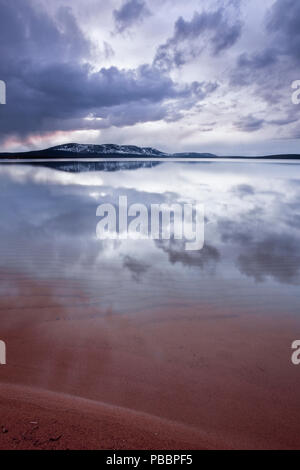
0 160 300 449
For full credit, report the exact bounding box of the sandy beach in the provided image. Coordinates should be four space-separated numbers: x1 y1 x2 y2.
0 383 211 450
1 275 300 449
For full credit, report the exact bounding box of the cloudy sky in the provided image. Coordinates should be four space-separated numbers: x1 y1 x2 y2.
0 0 300 155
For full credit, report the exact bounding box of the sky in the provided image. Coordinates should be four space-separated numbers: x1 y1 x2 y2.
0 0 300 155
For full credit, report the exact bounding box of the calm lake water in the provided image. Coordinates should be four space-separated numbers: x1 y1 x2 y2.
0 160 300 318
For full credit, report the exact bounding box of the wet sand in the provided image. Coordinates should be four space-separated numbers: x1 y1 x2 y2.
0 383 211 450
1 276 300 449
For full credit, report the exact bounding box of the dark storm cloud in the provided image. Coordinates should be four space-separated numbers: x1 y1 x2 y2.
269 116 298 126
234 114 265 132
103 41 115 60
0 167 114 281
0 1 91 72
230 0 300 111
0 0 216 144
123 255 150 282
156 239 220 270
266 0 300 63
232 184 255 197
153 8 242 71
113 0 151 33
237 234 300 285
237 49 278 71
284 213 300 230
217 181 300 285
0 61 215 138
231 47 281 93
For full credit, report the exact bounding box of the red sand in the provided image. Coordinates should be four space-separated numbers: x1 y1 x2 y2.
0 383 210 450
1 277 300 449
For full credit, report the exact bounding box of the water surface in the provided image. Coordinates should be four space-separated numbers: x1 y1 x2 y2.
0 161 299 317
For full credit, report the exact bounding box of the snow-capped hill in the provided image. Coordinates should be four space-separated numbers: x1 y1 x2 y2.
0 143 221 160
50 143 169 157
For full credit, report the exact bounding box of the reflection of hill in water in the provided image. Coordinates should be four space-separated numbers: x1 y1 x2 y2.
6 160 162 173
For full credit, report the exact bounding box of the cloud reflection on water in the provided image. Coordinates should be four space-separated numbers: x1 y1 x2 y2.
0 161 299 315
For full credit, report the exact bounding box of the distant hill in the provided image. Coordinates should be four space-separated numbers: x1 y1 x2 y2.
0 143 300 160
0 143 217 159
